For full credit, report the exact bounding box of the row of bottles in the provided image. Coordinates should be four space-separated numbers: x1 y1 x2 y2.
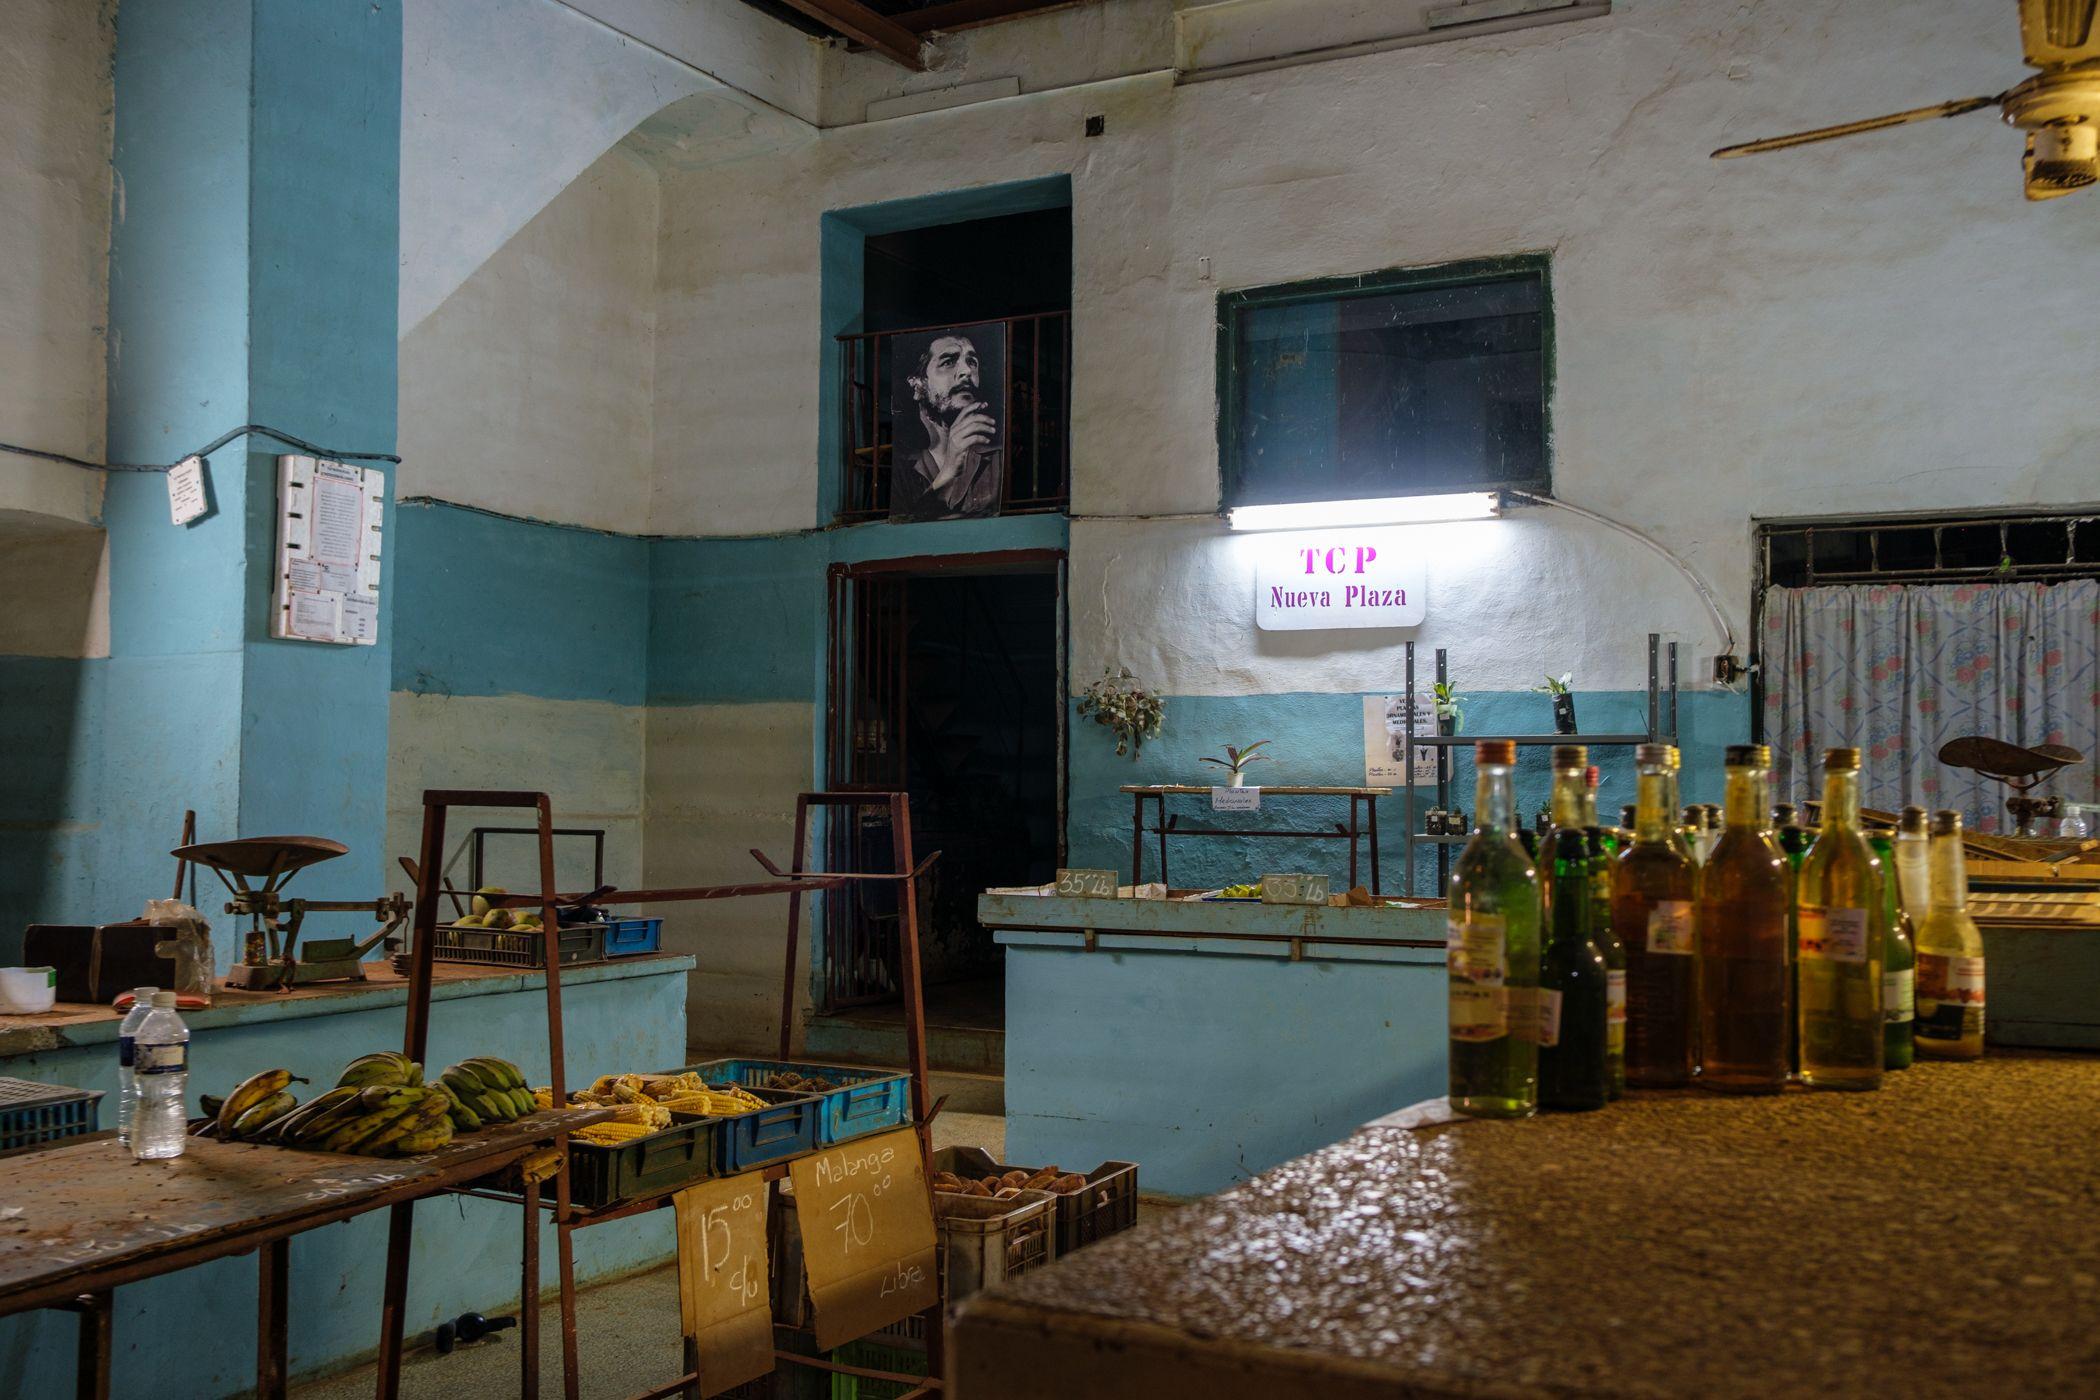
1447 739 1986 1118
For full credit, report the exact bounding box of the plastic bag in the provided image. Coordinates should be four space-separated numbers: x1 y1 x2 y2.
142 899 215 1005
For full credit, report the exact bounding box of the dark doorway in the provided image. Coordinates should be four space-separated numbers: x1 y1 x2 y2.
823 555 1063 1025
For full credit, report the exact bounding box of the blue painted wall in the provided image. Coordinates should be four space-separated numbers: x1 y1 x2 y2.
0 961 690 1398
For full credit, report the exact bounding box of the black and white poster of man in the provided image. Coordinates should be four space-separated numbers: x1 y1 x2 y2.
890 324 1006 521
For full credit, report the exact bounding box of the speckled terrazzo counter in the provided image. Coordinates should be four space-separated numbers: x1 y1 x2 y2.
951 1053 2100 1399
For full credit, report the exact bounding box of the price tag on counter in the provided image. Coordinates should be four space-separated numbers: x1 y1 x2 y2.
674 1173 773 1396
1211 785 1261 812
789 1127 938 1349
1054 868 1118 898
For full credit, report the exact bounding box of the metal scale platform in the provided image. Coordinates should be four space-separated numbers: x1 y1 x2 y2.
173 835 409 989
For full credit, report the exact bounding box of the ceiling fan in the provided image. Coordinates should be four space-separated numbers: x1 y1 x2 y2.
1712 0 2100 200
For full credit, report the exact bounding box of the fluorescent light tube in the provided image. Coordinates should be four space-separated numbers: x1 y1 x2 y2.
1227 492 1502 532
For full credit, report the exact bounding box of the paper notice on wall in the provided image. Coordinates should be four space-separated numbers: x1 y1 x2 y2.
167 455 209 525
1365 695 1438 787
271 455 384 646
288 592 339 642
310 464 365 567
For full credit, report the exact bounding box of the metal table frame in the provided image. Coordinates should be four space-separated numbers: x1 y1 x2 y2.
1122 786 1389 896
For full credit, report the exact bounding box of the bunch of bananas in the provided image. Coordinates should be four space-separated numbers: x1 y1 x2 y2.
207 1067 455 1157
336 1051 425 1090
438 1058 536 1132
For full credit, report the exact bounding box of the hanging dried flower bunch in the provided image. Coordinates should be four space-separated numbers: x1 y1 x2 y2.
1078 667 1165 758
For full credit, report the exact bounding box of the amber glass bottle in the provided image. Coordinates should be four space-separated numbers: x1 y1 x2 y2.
1614 743 1698 1087
1797 749 1885 1091
1696 745 1791 1093
1448 741 1542 1116
1913 809 1986 1059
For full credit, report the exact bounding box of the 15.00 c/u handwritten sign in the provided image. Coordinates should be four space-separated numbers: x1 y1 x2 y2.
788 1128 939 1349
674 1173 774 1396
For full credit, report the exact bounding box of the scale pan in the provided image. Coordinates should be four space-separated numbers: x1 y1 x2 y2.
1935 736 2082 781
171 835 349 878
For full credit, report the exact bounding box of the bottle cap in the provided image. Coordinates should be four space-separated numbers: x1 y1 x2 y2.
1823 746 1861 770
1724 744 1771 767
1552 744 1588 767
133 986 159 1000
1585 765 1601 789
1635 743 1672 764
1899 805 1929 834
151 990 177 1008
1475 739 1517 765
1665 746 1682 769
1930 809 1963 837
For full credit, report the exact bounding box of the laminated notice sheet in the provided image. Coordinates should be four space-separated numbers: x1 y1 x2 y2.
271 455 384 645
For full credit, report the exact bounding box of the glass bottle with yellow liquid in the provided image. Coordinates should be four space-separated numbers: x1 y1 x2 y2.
1696 745 1791 1093
1796 748 1885 1090
1614 743 1698 1087
1913 809 1986 1059
1447 740 1542 1116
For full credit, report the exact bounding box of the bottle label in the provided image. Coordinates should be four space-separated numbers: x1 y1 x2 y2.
1798 906 1868 963
1916 953 1985 1039
1449 983 1509 1042
1606 971 1627 1055
1883 967 1914 1024
1646 901 1695 956
1446 915 1507 984
136 1042 187 1074
118 1035 136 1069
1532 989 1564 1048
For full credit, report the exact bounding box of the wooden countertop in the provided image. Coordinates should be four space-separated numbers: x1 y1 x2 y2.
952 1052 2100 1399
1121 785 1393 796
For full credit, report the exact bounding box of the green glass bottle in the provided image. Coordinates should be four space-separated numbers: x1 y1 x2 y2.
1797 748 1886 1091
1448 739 1541 1118
1871 831 1914 1070
1614 743 1699 1087
1697 745 1792 1094
1539 745 1590 912
1772 801 1812 1075
1586 826 1626 1099
1539 828 1610 1111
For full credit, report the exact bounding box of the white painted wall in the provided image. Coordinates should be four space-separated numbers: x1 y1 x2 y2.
399 142 661 531
650 0 2100 690
0 0 111 530
399 0 819 338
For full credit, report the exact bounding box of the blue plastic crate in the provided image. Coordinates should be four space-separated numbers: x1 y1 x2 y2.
684 1058 910 1147
0 1078 103 1154
718 1086 821 1171
602 916 663 957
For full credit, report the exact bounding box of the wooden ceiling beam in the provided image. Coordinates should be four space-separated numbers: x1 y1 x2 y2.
890 0 1096 36
769 0 927 69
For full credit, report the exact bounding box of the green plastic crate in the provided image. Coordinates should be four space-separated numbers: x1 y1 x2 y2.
826 1338 927 1400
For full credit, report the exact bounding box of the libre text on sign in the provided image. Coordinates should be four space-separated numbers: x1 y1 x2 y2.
1254 536 1426 631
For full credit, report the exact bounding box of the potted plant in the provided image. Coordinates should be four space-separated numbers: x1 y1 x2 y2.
1536 672 1577 735
1431 680 1466 734
1078 667 1165 758
1199 740 1272 788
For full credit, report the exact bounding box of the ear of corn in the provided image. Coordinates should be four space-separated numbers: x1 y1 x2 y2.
570 1121 658 1146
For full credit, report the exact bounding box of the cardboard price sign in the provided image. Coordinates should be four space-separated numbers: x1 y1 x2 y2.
674 1174 773 1396
788 1127 938 1349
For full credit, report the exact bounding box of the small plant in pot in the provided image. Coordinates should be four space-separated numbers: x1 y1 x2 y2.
1536 672 1577 735
1078 667 1165 758
1431 680 1466 734
1199 740 1272 788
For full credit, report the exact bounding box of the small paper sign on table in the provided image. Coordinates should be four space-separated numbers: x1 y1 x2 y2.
1211 785 1261 812
788 1127 939 1350
674 1173 773 1397
1053 868 1118 898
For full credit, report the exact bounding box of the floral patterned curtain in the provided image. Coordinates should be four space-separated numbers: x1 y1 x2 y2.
1761 580 2100 833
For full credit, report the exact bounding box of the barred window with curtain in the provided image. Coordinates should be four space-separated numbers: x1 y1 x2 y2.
1757 514 2100 832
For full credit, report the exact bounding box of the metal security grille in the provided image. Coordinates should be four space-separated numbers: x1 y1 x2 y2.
837 310 1070 521
1757 510 2100 588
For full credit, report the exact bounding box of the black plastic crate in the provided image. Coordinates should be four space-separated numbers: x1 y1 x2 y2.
431 922 606 970
566 1112 718 1208
0 1078 103 1154
931 1146 1138 1255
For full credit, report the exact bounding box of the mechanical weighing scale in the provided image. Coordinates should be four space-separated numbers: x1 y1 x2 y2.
173 835 410 989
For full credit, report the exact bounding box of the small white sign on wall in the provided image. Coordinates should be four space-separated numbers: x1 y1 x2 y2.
1253 536 1425 631
271 454 384 646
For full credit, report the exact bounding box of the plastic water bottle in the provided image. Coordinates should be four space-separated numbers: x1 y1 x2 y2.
131 991 191 1161
115 985 162 1148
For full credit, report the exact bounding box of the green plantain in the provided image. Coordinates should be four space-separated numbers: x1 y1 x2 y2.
267 1086 360 1143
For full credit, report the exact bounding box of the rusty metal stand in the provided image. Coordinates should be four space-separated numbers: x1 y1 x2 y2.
384 789 946 1400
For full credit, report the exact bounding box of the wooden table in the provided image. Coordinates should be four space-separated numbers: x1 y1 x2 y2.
952 1052 2100 1399
0 1107 605 1398
1121 786 1391 895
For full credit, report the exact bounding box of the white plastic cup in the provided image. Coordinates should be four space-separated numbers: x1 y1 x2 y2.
0 967 58 1014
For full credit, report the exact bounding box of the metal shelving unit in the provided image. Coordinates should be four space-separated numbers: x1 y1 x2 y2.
1402 634 1679 893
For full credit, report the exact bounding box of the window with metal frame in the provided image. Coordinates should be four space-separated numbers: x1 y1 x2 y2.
1217 254 1552 508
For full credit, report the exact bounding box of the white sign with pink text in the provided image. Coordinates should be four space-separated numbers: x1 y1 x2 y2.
1253 536 1426 631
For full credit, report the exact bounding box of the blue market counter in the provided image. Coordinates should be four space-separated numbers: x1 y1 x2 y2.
979 893 1448 1198
0 954 693 1398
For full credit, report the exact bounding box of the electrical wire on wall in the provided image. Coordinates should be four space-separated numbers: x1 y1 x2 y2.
1 423 401 474
1504 487 1742 680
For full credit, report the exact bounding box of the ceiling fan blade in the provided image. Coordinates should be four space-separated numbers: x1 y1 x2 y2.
1711 94 2002 159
